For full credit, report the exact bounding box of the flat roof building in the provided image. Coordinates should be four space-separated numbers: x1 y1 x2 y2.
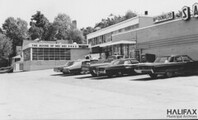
87 16 154 59
108 4 198 61
21 40 89 71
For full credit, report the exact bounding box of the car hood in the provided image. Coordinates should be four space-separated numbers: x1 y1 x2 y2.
54 66 66 69
90 62 111 67
136 62 177 67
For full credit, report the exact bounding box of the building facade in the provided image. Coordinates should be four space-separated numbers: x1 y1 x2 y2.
87 16 154 58
22 41 89 71
110 4 198 61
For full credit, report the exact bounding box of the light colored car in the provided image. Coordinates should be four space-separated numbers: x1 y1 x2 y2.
62 59 90 75
53 61 73 73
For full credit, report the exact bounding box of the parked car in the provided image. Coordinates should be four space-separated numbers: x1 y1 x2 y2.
89 55 124 77
62 59 91 75
0 66 13 73
81 59 98 74
53 61 73 73
96 58 139 77
134 55 198 78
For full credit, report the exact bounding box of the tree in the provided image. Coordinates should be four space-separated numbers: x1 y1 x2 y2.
0 33 12 59
124 10 137 20
52 13 73 40
94 11 137 30
29 11 50 40
68 29 85 44
81 26 95 39
2 17 28 56
0 28 3 34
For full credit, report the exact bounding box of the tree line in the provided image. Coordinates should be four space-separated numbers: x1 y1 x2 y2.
0 10 137 66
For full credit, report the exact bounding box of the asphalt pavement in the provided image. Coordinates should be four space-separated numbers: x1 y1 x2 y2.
0 69 198 119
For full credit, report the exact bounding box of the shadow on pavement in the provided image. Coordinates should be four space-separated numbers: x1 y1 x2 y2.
91 74 141 80
51 73 82 77
132 73 198 81
75 75 94 79
131 75 168 81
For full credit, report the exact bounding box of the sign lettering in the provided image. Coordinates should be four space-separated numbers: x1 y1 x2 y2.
193 3 198 18
182 6 191 21
153 12 175 23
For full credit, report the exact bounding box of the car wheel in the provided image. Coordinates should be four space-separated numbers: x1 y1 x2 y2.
117 71 123 76
149 74 157 78
90 71 97 77
166 71 174 78
107 73 113 78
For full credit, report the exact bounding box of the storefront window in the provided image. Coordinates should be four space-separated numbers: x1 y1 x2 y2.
32 48 71 61
23 48 30 61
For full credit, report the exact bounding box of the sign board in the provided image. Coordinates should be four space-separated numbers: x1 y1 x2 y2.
182 6 191 20
153 12 175 23
182 3 198 21
23 43 89 50
31 43 79 48
153 3 198 23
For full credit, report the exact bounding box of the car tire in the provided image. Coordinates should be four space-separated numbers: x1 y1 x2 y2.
117 71 123 76
90 72 97 77
166 71 174 78
149 74 157 78
62 72 67 74
107 73 113 78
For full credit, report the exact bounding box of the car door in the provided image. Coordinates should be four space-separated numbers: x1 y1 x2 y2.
174 56 185 73
182 55 197 73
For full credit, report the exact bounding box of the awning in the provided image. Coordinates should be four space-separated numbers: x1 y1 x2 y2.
100 40 136 47
12 55 21 59
91 40 136 48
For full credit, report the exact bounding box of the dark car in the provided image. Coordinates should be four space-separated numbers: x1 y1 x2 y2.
89 59 114 77
134 55 198 78
89 55 124 77
96 58 139 77
0 66 13 73
81 59 98 74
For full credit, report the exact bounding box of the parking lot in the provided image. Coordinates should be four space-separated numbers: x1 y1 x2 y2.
0 69 198 119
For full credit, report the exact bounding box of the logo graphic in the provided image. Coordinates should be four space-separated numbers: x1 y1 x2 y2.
167 109 197 119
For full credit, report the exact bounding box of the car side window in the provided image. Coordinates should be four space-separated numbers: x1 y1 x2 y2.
182 56 193 62
175 56 183 62
124 60 131 64
169 57 174 62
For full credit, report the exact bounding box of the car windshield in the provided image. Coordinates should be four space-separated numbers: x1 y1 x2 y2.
67 61 74 66
182 55 193 62
131 59 139 63
154 56 169 63
111 60 124 65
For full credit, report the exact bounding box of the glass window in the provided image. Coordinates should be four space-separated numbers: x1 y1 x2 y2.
175 56 182 62
154 56 169 63
182 55 193 62
23 48 30 61
31 47 71 61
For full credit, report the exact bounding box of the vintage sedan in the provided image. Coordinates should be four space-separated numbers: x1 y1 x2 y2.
96 58 139 77
89 59 114 77
0 66 13 73
81 59 98 74
134 55 198 78
89 55 124 77
62 59 90 75
53 61 73 73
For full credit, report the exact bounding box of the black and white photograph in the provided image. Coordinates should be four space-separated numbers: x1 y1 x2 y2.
0 0 198 119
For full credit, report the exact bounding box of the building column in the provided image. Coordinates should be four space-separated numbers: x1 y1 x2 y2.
30 48 32 61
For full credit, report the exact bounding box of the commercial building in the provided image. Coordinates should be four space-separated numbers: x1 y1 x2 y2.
21 40 89 71
112 3 198 61
87 16 154 58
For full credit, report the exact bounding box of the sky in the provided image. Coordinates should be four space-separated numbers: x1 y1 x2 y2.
0 0 198 29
